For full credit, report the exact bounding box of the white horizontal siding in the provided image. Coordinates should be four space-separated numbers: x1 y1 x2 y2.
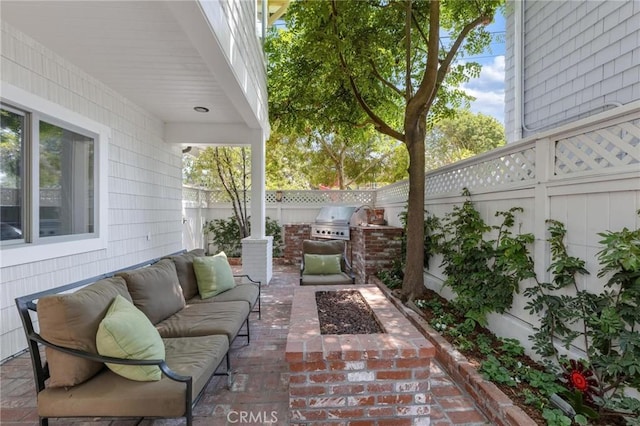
0 23 183 360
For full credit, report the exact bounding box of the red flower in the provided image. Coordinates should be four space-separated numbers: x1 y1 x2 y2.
562 359 599 401
570 370 589 391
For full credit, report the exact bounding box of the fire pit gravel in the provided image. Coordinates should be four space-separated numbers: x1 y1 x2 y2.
315 290 385 335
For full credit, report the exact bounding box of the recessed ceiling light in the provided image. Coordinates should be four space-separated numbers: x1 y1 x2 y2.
194 106 209 113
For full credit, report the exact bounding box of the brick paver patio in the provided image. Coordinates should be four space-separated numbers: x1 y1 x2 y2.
0 264 489 425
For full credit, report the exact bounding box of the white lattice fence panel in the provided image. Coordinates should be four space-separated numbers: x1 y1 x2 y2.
270 190 375 205
182 188 375 206
555 119 640 175
181 188 232 207
182 187 201 205
375 181 409 204
426 148 536 196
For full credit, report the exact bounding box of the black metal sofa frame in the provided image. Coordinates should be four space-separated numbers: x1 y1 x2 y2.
14 251 261 426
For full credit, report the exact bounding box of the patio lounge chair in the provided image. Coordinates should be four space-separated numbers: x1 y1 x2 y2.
300 239 355 285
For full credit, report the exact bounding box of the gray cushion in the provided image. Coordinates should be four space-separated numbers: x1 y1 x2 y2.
188 283 259 310
302 239 345 255
155 301 250 343
301 272 354 285
164 249 205 300
37 277 132 388
37 335 228 418
117 259 185 325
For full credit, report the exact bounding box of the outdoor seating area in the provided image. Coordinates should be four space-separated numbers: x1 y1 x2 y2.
12 249 260 426
2 264 496 426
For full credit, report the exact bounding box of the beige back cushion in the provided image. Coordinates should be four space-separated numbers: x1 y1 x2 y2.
165 249 205 300
37 276 132 388
117 259 186 325
302 239 345 255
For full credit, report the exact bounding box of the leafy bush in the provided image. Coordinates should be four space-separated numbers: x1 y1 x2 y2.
524 217 640 423
203 216 283 257
431 188 535 326
379 195 640 425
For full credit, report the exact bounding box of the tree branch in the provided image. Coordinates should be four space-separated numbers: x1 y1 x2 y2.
330 0 405 142
405 0 413 99
214 148 244 237
344 147 399 188
411 11 429 46
370 60 404 97
411 0 440 111
436 15 488 87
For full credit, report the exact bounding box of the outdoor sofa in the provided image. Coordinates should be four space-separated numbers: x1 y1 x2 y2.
15 249 260 426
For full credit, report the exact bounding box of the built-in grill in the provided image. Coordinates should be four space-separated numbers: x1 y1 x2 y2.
310 206 356 240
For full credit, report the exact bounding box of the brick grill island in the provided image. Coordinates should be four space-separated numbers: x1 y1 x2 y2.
285 285 435 425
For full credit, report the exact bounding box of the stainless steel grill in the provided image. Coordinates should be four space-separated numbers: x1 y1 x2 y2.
310 206 356 240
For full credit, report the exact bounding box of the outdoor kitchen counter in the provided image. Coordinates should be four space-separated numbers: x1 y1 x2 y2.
282 223 403 284
350 225 403 284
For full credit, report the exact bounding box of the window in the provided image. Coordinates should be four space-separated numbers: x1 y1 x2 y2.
1 84 108 266
39 120 95 238
0 106 25 243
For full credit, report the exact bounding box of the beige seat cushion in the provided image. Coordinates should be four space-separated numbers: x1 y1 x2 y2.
155 301 250 343
117 259 185 324
37 335 229 418
164 249 205 300
36 277 132 388
301 272 354 285
188 283 259 310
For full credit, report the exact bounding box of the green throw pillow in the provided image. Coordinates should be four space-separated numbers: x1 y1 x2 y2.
96 295 165 381
304 253 342 275
193 252 236 299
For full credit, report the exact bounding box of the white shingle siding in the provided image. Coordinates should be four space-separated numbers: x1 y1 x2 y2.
505 0 640 142
220 0 267 100
0 23 183 360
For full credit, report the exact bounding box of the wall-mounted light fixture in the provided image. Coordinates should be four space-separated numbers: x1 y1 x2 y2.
275 190 284 202
193 106 209 113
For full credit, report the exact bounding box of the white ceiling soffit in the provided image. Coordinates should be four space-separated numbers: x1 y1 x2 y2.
0 0 254 128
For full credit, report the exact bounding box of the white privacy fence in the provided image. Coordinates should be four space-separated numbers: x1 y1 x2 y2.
183 101 639 357
379 101 640 358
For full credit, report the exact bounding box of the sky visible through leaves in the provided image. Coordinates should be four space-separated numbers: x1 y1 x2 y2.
458 10 506 123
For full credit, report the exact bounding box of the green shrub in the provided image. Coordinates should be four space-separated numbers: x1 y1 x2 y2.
204 216 283 258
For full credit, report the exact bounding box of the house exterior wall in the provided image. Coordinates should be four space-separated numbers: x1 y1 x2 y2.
0 23 183 360
220 0 267 109
505 0 640 142
196 0 269 132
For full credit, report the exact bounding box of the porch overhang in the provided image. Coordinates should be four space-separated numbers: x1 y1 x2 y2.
0 0 270 145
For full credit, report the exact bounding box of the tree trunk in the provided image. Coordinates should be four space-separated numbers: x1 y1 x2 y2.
402 113 426 300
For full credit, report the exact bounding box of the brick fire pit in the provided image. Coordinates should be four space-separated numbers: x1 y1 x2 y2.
285 285 435 425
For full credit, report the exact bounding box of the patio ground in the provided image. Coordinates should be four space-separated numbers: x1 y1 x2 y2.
1 264 489 425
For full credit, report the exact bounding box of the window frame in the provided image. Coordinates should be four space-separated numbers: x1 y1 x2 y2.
0 103 28 247
1 83 109 267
